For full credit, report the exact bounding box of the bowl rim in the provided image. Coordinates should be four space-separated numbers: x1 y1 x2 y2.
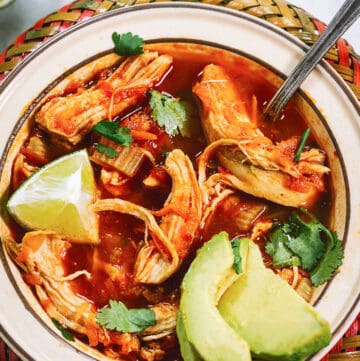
0 2 359 113
0 2 359 361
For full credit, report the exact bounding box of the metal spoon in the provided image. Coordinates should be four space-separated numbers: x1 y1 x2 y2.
264 0 360 122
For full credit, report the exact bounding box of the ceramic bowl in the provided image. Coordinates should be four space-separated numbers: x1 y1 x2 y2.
0 3 359 360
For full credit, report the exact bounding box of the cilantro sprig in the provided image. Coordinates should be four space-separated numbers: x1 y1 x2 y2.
285 213 327 270
310 231 344 287
92 120 133 146
149 90 191 137
92 120 133 158
265 227 301 268
96 300 156 333
265 209 344 287
112 32 144 56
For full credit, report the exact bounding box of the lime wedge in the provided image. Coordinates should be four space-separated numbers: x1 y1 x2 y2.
7 149 99 244
0 0 15 9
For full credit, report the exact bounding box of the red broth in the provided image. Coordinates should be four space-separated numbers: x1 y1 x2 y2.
9 43 331 360
64 42 330 311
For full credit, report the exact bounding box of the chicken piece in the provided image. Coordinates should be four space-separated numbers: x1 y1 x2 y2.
143 173 163 189
140 347 165 361
136 148 202 283
100 168 133 197
94 149 202 284
8 231 178 351
141 303 177 341
16 231 96 337
35 52 173 145
22 135 52 166
143 166 171 192
103 333 140 357
193 64 329 207
250 220 273 240
41 53 124 101
12 153 38 189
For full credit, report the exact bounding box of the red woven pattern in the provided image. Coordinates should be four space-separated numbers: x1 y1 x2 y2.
322 315 360 360
0 0 360 99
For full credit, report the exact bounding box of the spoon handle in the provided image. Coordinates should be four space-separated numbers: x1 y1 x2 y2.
264 0 360 121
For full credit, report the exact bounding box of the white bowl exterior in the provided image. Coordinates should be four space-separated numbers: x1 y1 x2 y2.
0 4 359 360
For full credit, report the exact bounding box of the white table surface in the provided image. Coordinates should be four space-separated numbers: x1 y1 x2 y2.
0 0 359 53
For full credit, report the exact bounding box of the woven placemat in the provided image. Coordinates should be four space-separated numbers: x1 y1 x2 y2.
0 0 359 100
0 1 359 360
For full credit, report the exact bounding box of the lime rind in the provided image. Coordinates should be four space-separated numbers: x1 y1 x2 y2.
0 0 15 9
7 149 99 243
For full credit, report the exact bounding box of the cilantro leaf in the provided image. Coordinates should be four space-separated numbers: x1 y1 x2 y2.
231 238 242 274
52 319 74 341
285 214 326 271
96 300 156 333
112 32 144 56
265 209 344 287
149 90 190 137
310 230 344 287
95 143 119 159
92 120 133 146
265 226 301 268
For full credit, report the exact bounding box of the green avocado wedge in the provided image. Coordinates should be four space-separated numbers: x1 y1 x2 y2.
218 240 331 361
176 310 203 361
179 232 251 361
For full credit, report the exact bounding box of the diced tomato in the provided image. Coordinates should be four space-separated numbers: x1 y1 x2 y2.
130 129 157 141
121 107 170 158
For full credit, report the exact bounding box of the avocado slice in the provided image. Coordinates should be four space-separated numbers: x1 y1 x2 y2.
179 231 251 361
176 310 203 361
218 240 331 361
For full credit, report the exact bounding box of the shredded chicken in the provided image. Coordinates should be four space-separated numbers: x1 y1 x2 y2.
250 220 273 240
6 230 178 352
12 153 38 189
141 304 177 341
93 198 179 281
99 168 132 197
15 231 96 336
94 149 202 284
35 51 173 145
193 64 329 207
140 344 165 361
